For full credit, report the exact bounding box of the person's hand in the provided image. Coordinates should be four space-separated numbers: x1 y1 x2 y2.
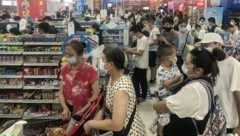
83 121 92 134
233 125 240 135
61 108 71 121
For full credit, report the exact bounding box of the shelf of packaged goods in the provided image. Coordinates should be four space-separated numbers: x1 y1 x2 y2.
24 75 57 79
23 52 62 55
24 42 63 46
23 86 59 90
0 42 23 45
0 75 22 78
22 114 61 120
0 51 22 55
23 63 59 66
102 34 124 37
0 62 23 66
1 86 23 89
0 114 22 118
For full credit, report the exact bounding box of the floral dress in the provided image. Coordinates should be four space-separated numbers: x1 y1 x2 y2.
60 62 98 113
105 76 146 136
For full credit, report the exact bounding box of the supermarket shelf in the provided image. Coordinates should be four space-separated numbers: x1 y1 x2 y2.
0 75 22 78
1 86 23 89
22 100 59 104
0 51 22 55
102 34 124 37
0 114 22 118
22 114 61 120
0 99 59 104
0 99 22 103
23 63 59 66
23 52 62 55
0 62 23 66
24 75 57 78
24 42 63 46
23 86 59 90
0 42 23 45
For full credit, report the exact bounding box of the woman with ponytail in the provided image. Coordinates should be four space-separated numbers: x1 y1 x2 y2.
153 47 220 136
201 33 240 135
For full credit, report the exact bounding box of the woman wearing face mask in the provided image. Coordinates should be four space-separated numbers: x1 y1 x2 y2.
153 47 220 136
84 46 146 136
176 19 194 75
59 40 99 121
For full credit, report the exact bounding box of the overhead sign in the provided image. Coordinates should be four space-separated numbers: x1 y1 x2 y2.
17 0 47 20
74 0 86 14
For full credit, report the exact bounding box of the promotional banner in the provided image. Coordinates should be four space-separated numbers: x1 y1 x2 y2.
196 0 205 9
74 0 86 14
17 0 47 20
206 7 224 26
124 0 149 9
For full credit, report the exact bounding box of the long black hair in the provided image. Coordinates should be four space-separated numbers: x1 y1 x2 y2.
190 47 219 85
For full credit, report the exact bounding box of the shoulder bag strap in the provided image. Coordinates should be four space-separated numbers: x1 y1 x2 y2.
181 32 189 56
191 79 213 135
125 105 137 135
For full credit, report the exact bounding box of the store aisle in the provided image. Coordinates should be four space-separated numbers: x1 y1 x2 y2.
138 98 156 136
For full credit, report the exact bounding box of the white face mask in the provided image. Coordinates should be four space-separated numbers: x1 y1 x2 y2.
99 59 108 74
206 47 214 53
181 64 188 75
66 57 78 65
230 21 235 26
179 27 187 33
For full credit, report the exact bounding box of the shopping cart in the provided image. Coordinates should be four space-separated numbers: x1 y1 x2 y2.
63 90 104 136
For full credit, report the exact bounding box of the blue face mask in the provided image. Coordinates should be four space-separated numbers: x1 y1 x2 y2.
179 27 187 33
66 57 78 65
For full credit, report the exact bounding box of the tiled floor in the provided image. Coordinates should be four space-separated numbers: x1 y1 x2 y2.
138 98 157 136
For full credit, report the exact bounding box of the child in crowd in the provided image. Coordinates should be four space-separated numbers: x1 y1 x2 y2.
150 44 183 135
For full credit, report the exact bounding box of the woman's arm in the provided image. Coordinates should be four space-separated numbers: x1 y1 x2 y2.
153 101 171 114
59 81 71 120
84 91 129 133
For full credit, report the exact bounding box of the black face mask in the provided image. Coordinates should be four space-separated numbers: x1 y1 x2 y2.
164 27 172 32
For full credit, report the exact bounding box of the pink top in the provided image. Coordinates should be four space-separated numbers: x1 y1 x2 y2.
60 62 98 112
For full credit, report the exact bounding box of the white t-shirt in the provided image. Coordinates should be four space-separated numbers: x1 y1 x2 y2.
214 56 240 128
135 35 149 69
149 26 160 51
166 81 209 120
155 63 180 98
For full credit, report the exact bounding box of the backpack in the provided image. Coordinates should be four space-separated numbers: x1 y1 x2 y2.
192 79 227 136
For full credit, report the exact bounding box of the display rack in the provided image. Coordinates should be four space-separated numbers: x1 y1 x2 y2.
0 40 64 120
100 22 129 48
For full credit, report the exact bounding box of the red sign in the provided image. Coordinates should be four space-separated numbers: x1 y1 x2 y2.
17 0 47 20
124 0 149 10
196 0 205 9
